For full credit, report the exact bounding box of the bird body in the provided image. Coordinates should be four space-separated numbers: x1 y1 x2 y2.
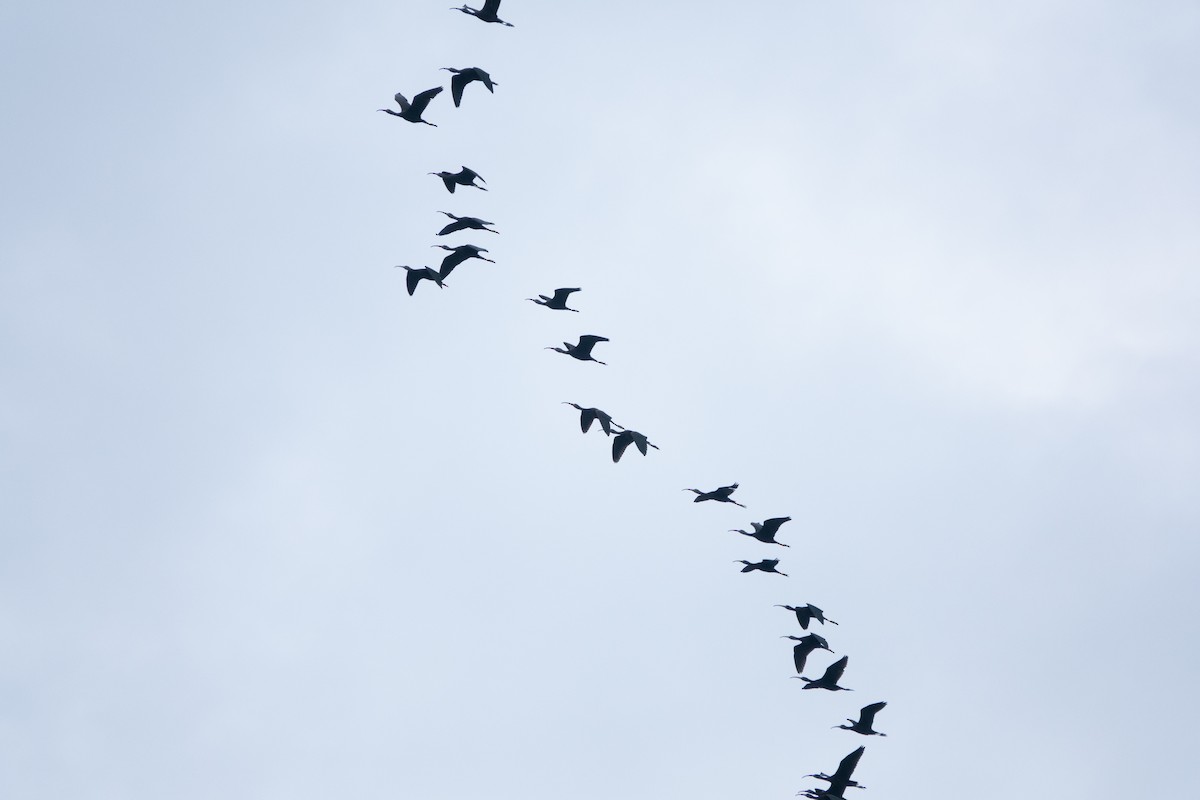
395 265 445 295
546 335 609 365
437 211 499 236
776 603 838 630
612 429 658 463
452 0 514 26
563 403 620 436
379 87 443 126
735 558 787 576
796 655 851 691
432 244 494 278
430 166 486 193
781 633 833 674
528 287 581 311
731 516 792 545
685 483 746 508
836 702 887 737
442 67 498 107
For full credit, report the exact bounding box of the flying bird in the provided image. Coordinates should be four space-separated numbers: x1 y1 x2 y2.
442 67 498 107
430 166 486 193
835 702 887 737
612 429 658 463
731 516 792 546
437 211 499 236
563 403 620 436
452 0 514 26
781 633 832 674
528 288 581 312
794 655 852 691
546 335 608 365
394 265 445 296
775 604 839 630
805 747 867 796
432 244 494 278
734 559 788 576
684 483 746 508
378 87 443 126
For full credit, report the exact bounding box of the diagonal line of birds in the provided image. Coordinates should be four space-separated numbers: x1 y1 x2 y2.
381 3 891 796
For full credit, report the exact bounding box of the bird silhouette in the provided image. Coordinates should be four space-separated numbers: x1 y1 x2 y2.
775 603 839 630
612 429 658 463
432 244 495 278
734 558 787 576
563 403 620 436
528 288 581 312
394 265 445 296
794 655 852 691
684 483 746 508
780 633 832 674
430 166 486 193
437 211 499 236
804 747 866 795
441 67 498 107
546 335 608 365
731 516 791 546
378 87 443 126
452 0 513 26
835 702 887 737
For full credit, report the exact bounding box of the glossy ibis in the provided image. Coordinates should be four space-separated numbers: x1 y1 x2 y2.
378 87 442 126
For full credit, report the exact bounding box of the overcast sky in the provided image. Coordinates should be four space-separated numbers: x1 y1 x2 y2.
2 1 1199 798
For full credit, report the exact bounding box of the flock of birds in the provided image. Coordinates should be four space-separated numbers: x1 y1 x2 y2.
385 3 890 796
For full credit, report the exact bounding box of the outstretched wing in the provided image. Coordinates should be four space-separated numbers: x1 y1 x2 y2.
481 0 502 15
822 655 848 684
438 249 469 275
575 335 608 356
460 166 484 183
761 517 791 536
580 408 597 433
830 746 865 787
793 643 810 674
859 701 886 726
762 559 780 569
438 220 472 236
450 73 467 107
551 287 581 304
411 86 443 113
405 269 422 296
633 432 649 455
612 431 633 463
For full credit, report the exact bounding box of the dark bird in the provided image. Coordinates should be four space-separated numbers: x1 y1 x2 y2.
836 702 888 737
684 483 746 508
452 0 514 26
780 633 832 674
528 287 582 312
612 429 659 463
546 335 608 365
734 558 788 576
441 67 498 108
797 792 848 800
776 603 838 630
430 166 486 193
432 244 494 278
794 655 852 691
563 403 620 436
804 747 867 795
378 87 443 126
437 211 499 236
394 265 445 296
731 516 792 546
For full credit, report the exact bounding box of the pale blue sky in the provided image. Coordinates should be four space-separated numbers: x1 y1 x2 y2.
2 2 1198 798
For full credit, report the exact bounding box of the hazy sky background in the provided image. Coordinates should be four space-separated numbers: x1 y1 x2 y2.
2 1 1198 798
